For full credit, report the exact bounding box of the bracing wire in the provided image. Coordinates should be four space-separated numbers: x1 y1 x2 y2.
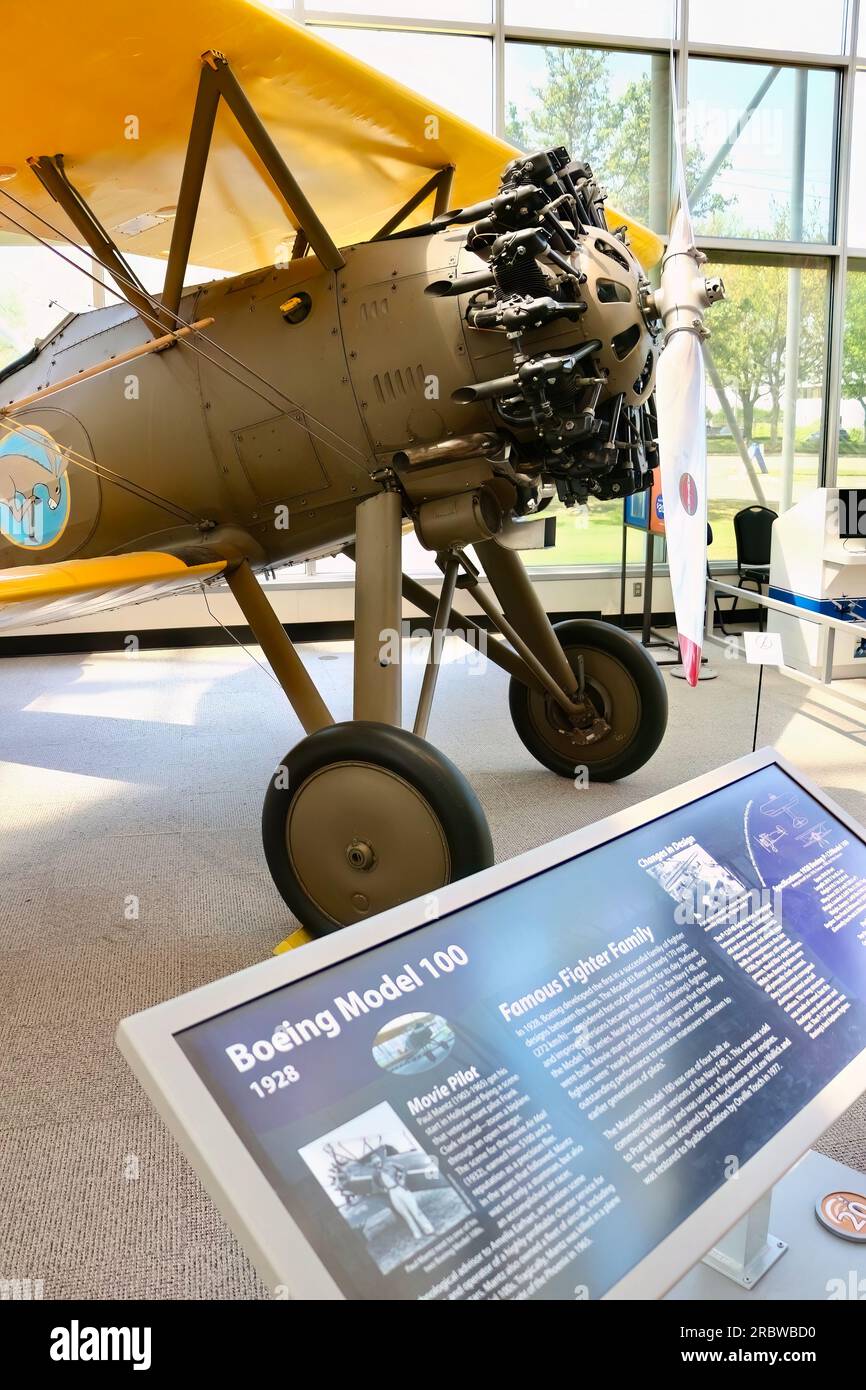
0 186 374 478
0 415 201 524
200 584 282 689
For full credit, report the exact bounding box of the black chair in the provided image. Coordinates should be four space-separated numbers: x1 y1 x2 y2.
707 522 727 636
735 505 777 589
719 505 777 632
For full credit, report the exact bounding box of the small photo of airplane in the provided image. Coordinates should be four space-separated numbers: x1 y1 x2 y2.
757 825 787 854
760 793 808 830
796 821 833 850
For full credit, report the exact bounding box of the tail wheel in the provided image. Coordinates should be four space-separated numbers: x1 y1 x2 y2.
262 721 493 936
508 618 668 782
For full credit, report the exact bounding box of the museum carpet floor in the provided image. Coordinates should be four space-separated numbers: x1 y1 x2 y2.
1 633 865 1299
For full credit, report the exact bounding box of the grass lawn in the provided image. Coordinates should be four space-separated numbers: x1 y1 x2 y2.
528 455 866 569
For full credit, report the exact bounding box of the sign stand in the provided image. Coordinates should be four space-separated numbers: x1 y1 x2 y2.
669 1151 866 1302
701 1191 787 1288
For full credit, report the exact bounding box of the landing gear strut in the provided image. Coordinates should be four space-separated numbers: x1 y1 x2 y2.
227 487 668 939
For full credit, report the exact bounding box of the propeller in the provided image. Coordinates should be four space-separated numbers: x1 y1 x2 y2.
651 74 725 685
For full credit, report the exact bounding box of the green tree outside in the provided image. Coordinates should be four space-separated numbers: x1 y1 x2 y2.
505 46 723 226
842 271 866 434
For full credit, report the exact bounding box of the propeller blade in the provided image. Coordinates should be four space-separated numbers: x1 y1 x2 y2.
656 300 709 684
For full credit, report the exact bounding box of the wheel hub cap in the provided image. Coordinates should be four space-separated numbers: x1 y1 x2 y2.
286 760 451 925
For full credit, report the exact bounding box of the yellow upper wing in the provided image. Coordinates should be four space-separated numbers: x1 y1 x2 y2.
0 552 226 631
0 0 662 270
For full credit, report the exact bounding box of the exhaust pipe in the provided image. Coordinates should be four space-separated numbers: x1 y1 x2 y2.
426 269 496 298
393 433 501 468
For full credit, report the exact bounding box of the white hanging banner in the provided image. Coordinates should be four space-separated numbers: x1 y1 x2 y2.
656 213 710 685
654 62 719 685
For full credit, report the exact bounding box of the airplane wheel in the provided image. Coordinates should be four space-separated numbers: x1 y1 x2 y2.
262 721 493 936
508 618 667 782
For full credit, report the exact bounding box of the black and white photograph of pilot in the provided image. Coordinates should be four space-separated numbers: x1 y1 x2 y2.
298 1101 470 1275
371 1011 456 1076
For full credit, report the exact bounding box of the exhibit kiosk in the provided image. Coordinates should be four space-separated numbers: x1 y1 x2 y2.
769 487 866 681
119 750 866 1300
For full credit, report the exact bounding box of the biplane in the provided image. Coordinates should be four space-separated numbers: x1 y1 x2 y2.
0 1 722 936
324 1138 438 1204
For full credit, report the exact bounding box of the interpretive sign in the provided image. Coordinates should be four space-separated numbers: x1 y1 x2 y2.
120 753 866 1300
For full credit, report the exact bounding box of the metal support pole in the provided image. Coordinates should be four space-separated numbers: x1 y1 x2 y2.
161 61 222 326
473 539 578 696
704 344 769 506
688 68 781 210
642 530 654 647
648 53 672 242
618 504 628 626
780 68 808 514
208 52 345 273
225 560 333 734
353 490 403 725
413 554 459 739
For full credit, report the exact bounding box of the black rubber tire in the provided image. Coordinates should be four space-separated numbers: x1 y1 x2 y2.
508 618 668 782
262 721 493 936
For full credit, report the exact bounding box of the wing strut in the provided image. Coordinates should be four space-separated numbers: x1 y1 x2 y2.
161 48 345 326
26 154 164 336
372 164 455 241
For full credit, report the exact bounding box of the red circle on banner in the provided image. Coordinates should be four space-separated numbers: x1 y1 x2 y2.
679 472 698 515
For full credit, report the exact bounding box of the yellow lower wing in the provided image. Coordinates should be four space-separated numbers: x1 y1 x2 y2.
0 551 226 631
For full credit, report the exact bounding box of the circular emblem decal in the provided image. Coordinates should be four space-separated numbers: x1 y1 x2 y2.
679 471 698 516
0 423 72 550
816 1190 866 1242
654 493 665 520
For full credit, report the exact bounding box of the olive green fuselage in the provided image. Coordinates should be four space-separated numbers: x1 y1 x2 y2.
0 228 584 570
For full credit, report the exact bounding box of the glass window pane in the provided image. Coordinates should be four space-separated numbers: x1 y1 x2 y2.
703 256 829 559
848 72 866 249
0 245 96 365
839 264 866 486
525 500 647 569
505 43 671 231
306 1 492 20
689 0 846 54
504 1 673 42
311 27 494 131
687 60 837 243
